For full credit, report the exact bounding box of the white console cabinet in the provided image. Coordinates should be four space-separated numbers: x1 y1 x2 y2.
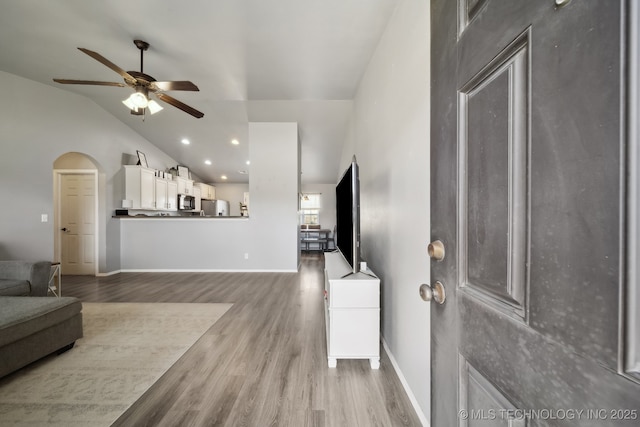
323 251 380 369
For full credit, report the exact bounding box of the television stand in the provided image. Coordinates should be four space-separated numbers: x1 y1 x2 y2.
323 251 380 369
340 268 377 279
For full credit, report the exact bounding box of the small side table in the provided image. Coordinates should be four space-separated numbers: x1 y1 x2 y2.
49 262 61 297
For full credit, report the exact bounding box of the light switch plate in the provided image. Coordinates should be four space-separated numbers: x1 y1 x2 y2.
41 214 48 223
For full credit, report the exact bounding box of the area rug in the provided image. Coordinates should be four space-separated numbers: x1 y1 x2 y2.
0 302 232 426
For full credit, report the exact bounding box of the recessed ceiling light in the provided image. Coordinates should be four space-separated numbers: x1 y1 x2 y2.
238 170 248 174
181 138 190 145
221 175 228 180
204 160 212 165
246 160 251 165
231 139 239 145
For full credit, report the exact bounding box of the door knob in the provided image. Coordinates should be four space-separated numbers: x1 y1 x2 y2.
419 281 446 304
61 227 68 232
428 240 445 261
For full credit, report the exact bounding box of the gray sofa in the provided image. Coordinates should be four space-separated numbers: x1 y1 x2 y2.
0 260 51 296
0 261 83 379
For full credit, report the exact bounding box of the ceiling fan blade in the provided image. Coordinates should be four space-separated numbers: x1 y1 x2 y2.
151 81 200 92
78 47 136 83
53 79 126 87
156 93 204 118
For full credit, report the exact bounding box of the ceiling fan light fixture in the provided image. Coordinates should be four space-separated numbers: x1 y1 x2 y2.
130 91 149 108
147 99 163 114
122 96 136 110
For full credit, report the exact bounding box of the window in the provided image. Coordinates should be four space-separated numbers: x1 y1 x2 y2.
300 193 321 225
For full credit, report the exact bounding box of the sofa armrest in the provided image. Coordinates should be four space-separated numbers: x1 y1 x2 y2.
0 261 52 296
29 262 52 296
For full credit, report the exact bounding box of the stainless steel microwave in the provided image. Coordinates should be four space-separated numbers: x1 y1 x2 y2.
178 194 195 210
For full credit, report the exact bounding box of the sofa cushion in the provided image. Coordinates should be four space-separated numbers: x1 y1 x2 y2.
0 297 82 347
0 280 30 296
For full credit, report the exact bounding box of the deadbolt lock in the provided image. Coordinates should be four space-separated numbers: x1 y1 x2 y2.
428 240 445 261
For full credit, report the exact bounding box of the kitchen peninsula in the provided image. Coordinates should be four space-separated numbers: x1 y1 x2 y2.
115 123 299 273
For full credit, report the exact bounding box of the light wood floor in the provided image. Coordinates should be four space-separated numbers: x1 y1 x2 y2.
62 253 423 427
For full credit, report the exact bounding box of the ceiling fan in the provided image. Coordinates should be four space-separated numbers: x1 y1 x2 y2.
53 39 204 119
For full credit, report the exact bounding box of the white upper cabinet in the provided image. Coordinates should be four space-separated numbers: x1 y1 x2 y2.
167 180 178 211
124 166 156 210
195 182 216 200
175 176 194 195
155 178 178 211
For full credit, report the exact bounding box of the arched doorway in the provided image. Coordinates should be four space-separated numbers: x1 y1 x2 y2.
53 153 99 275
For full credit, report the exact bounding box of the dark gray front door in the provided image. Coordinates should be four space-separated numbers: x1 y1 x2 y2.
430 1 640 426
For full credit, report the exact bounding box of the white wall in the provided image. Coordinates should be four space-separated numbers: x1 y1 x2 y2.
0 71 180 272
247 122 300 270
120 122 300 272
341 0 430 423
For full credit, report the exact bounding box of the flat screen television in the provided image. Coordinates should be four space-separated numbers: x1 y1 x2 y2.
335 156 360 275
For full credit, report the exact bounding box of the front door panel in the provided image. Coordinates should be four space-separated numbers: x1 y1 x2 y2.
459 31 529 320
430 0 640 425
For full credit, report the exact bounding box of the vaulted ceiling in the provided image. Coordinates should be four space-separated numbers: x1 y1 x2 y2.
0 0 399 183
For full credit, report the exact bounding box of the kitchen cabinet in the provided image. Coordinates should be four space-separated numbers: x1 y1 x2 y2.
155 178 178 211
175 176 194 196
167 180 177 211
323 251 380 369
155 178 167 210
124 166 178 211
195 182 216 200
124 165 156 210
193 185 201 211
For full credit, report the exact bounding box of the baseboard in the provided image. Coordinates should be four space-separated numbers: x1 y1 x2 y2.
381 336 429 426
96 270 121 277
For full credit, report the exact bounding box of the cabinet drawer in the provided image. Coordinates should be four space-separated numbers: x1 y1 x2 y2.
330 280 379 308
329 308 379 357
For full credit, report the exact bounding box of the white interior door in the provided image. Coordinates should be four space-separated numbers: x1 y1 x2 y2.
60 173 96 275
